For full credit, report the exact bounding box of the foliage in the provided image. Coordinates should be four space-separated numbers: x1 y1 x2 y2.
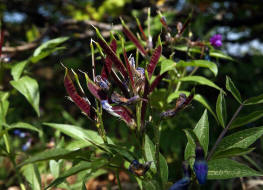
1 1 263 190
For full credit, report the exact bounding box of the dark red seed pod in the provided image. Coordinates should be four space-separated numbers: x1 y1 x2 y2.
112 106 136 128
63 66 96 120
149 72 166 93
82 72 108 101
97 38 128 80
123 45 136 93
122 21 147 56
101 39 117 80
147 45 162 80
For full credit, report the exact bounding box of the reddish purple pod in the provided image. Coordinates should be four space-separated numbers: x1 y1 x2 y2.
63 66 96 120
147 45 162 80
101 39 117 80
82 71 108 101
97 38 128 80
121 20 148 56
112 106 136 128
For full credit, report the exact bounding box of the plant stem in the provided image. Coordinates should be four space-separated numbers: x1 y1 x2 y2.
154 119 162 189
116 170 123 190
207 103 243 161
189 66 199 76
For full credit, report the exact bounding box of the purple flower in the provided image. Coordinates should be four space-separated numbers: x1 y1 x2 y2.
169 177 190 190
193 146 208 184
210 34 222 47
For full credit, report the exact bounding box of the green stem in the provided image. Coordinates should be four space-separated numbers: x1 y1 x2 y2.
95 100 108 144
116 170 123 190
207 103 244 161
154 120 162 189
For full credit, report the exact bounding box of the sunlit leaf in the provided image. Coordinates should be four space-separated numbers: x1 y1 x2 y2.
20 148 91 166
216 91 227 128
244 94 263 105
177 60 218 76
208 158 262 179
194 110 209 155
8 122 40 133
160 59 176 75
226 76 242 104
10 76 40 116
215 126 263 153
43 123 113 145
21 164 41 190
45 160 108 189
179 76 222 91
11 60 29 81
211 147 255 160
230 110 263 129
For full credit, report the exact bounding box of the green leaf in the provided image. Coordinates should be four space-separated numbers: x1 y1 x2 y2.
215 126 263 153
208 158 262 179
10 76 40 116
43 123 113 145
21 164 42 190
210 49 234 61
160 59 176 74
45 160 107 189
0 91 9 101
144 135 167 184
32 37 68 63
194 110 209 155
211 147 255 160
179 76 222 91
142 180 159 190
50 160 60 178
177 60 218 76
144 135 156 173
31 47 66 63
184 129 198 166
216 91 227 128
230 110 263 129
11 60 29 81
8 122 40 133
98 144 135 162
244 94 263 105
226 76 242 104
20 148 91 166
159 154 168 186
167 91 217 121
0 100 9 123
173 45 234 61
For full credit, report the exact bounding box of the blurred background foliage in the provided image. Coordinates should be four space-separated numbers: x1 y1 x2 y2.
0 0 263 189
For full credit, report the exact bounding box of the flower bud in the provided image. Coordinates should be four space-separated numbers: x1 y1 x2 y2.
210 34 222 47
193 146 208 184
169 162 191 190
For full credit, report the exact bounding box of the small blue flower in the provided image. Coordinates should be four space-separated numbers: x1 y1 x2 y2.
193 146 208 184
22 138 32 151
13 129 21 136
19 132 27 138
210 34 222 47
169 177 190 190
